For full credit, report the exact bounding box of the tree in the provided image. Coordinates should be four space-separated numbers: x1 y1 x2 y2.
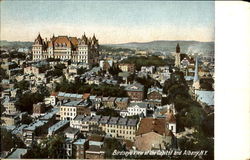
0 128 25 152
23 134 66 159
96 108 120 117
37 85 50 97
14 80 30 91
16 92 44 114
103 138 124 159
77 67 87 75
108 66 121 76
0 67 8 81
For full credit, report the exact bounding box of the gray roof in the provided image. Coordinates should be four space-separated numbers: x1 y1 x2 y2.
127 119 138 126
48 120 69 133
108 117 119 124
25 120 48 131
73 115 85 121
40 108 59 121
117 118 128 125
73 138 88 145
12 124 28 135
64 127 79 135
195 90 214 106
64 100 81 106
129 102 148 108
115 97 129 103
82 116 92 122
91 115 102 122
7 148 27 159
99 116 110 124
125 83 144 92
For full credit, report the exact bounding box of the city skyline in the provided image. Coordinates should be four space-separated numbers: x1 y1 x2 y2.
1 1 214 44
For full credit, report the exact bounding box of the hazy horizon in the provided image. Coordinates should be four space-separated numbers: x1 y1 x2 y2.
1 1 214 44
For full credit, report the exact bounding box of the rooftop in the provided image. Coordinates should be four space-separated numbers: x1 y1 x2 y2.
48 120 69 133
7 148 27 159
73 138 88 145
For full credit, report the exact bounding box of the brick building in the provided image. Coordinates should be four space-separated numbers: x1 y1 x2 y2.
125 83 144 101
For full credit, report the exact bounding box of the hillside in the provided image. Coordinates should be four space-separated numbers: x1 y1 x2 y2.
104 40 214 56
0 40 33 49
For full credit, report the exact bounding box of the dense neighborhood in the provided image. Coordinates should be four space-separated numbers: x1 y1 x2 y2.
0 33 214 159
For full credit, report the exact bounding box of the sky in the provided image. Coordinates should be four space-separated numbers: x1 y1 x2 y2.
0 1 214 44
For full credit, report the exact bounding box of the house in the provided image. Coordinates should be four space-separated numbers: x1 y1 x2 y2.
141 66 155 74
59 100 91 120
2 98 19 114
73 139 89 159
147 87 163 100
115 97 129 110
126 102 148 117
106 97 116 108
134 118 174 151
125 83 144 101
33 102 46 115
118 63 135 73
85 135 105 159
48 120 70 136
63 127 80 158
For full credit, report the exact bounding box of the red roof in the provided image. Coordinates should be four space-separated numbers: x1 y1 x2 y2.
51 92 58 96
136 118 172 136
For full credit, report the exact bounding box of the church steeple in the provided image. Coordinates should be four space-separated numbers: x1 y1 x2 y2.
175 43 181 68
176 43 180 53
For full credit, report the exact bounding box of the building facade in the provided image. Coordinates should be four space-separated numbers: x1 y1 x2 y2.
125 83 144 101
32 33 99 66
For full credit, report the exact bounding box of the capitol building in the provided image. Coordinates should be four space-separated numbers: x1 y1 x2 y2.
32 33 99 65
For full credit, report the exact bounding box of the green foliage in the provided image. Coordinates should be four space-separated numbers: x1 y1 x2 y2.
201 114 214 137
18 115 33 125
23 134 66 159
108 65 122 76
96 108 120 117
38 65 51 73
37 85 50 97
9 51 26 60
14 80 30 91
45 63 66 77
55 79 127 97
0 103 5 115
0 128 25 152
103 138 124 159
15 92 44 114
100 45 135 54
46 69 63 77
54 63 66 70
178 129 214 160
121 56 166 70
77 67 87 75
0 67 8 81
45 135 66 158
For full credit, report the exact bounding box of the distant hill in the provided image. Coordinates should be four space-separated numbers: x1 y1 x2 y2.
0 40 214 56
104 40 214 56
0 40 33 49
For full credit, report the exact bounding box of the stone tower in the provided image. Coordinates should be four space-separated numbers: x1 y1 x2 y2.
175 43 181 68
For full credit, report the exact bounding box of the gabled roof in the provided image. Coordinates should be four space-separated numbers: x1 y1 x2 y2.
125 83 144 92
136 118 172 136
147 87 163 94
53 36 72 48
